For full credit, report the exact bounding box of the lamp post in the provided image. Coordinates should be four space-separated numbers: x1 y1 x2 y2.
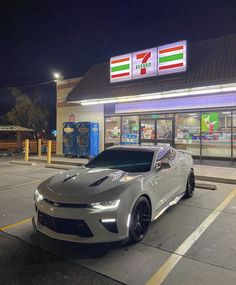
53 72 63 81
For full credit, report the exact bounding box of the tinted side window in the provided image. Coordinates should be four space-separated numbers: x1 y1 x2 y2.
156 149 168 161
159 149 176 163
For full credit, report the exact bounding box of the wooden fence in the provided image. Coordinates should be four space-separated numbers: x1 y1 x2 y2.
0 140 56 154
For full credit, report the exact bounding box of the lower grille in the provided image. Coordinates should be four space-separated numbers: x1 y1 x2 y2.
38 211 93 237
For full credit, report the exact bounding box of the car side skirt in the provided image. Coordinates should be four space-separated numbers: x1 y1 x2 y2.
152 192 185 221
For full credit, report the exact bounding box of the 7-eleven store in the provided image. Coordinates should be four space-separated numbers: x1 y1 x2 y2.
56 35 236 164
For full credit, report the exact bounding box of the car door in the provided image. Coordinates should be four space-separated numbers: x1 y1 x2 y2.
150 149 181 215
173 150 188 194
166 148 184 196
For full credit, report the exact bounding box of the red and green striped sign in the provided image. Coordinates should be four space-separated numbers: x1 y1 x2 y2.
110 41 187 82
158 41 187 75
110 53 132 82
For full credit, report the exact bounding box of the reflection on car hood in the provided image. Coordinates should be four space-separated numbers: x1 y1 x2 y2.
38 166 141 203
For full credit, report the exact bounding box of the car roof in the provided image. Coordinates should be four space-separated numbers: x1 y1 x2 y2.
107 144 171 152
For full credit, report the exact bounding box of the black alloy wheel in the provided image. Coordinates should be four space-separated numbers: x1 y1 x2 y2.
129 196 151 243
184 169 195 198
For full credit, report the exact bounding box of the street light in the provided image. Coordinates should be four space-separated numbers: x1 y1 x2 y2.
53 72 63 81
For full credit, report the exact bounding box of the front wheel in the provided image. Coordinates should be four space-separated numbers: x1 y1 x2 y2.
184 169 195 198
129 197 151 243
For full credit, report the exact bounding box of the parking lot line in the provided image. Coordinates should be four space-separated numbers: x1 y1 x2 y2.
145 187 236 285
0 217 32 231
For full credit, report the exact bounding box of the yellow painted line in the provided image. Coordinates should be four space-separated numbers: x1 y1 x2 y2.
146 187 236 285
0 217 32 231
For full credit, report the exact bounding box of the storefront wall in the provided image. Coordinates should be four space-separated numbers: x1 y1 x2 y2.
104 109 236 161
56 104 104 155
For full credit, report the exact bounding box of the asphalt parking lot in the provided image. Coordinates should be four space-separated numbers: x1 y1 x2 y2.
1 158 236 285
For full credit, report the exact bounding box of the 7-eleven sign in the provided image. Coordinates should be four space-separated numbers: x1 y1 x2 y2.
132 48 157 79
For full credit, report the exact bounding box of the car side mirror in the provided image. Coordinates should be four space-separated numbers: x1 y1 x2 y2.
155 161 171 171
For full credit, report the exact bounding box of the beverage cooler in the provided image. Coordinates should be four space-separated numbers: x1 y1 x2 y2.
76 122 99 157
63 122 78 157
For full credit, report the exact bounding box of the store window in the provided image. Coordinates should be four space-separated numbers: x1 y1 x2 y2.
175 113 200 155
121 116 139 144
104 117 121 147
140 119 155 141
201 111 231 157
233 111 236 159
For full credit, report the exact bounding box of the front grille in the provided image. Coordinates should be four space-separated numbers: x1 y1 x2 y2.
44 198 89 208
38 211 93 237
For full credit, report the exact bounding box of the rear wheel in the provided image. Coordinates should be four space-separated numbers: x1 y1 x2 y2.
129 197 151 243
184 169 195 198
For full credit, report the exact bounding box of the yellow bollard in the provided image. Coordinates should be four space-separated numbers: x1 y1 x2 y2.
25 139 29 161
47 140 52 164
38 139 42 158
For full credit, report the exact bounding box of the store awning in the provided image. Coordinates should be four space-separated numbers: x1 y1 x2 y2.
67 35 236 103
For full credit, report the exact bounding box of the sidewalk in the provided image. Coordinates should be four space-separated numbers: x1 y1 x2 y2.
194 164 236 184
27 155 236 185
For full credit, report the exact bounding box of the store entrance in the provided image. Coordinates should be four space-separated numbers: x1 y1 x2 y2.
140 118 174 146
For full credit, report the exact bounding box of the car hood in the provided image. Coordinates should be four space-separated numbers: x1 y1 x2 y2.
38 166 141 203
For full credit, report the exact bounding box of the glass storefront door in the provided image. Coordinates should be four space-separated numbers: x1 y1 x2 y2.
140 118 174 146
121 116 139 144
156 118 174 146
140 119 155 145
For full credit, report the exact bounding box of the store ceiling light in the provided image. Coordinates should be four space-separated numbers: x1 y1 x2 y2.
68 83 236 106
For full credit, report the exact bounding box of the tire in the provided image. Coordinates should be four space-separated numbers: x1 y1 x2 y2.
129 196 151 243
184 169 195 198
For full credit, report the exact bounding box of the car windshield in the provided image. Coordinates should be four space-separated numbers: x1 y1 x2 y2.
86 149 154 172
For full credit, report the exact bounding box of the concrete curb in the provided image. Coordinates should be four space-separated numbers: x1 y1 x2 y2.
195 182 217 190
10 160 36 166
29 158 86 167
45 164 75 170
195 175 236 185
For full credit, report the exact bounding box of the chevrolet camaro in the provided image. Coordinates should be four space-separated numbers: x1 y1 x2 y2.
33 145 195 244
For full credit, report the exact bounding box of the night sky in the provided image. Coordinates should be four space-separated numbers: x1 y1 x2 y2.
1 0 236 87
0 0 236 128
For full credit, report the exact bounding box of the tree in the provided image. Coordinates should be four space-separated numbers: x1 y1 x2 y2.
5 89 49 132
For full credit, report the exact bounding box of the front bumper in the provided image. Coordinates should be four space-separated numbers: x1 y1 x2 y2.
34 199 129 243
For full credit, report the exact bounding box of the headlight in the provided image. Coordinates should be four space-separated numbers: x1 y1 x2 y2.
34 189 44 202
89 200 120 210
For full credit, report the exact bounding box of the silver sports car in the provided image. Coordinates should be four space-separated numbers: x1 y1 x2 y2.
33 145 195 244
